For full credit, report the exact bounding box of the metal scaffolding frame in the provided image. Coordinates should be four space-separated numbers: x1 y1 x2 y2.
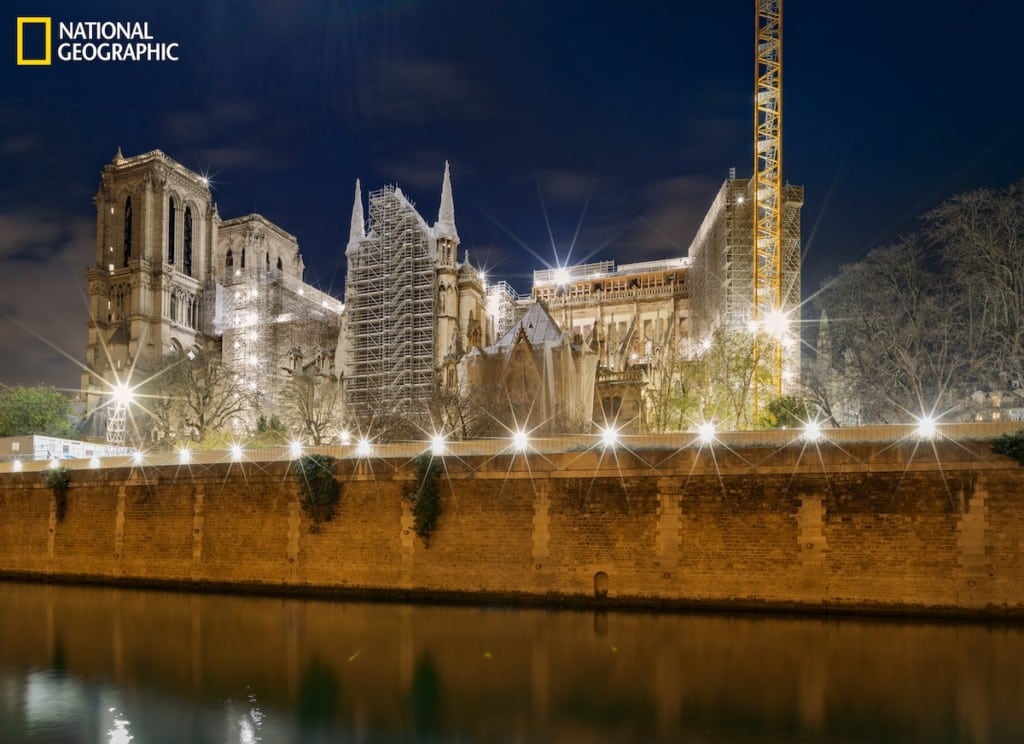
345 186 435 416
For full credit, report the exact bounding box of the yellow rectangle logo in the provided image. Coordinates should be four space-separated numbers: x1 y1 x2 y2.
17 17 51 65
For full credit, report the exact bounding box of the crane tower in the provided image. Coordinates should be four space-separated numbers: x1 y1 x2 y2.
753 0 784 398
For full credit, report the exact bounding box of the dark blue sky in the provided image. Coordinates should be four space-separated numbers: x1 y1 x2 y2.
3 0 1023 390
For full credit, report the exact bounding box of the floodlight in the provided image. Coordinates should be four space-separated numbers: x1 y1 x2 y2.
49 458 61 470
697 422 717 445
764 309 789 339
600 425 620 448
230 443 244 461
12 460 22 472
511 429 530 453
111 382 134 407
338 430 351 445
89 456 101 469
178 448 192 465
132 450 144 466
553 267 571 286
289 440 303 459
356 438 372 458
430 433 446 457
802 421 822 443
915 416 938 440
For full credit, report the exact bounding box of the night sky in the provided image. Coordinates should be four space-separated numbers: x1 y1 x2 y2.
2 0 1023 391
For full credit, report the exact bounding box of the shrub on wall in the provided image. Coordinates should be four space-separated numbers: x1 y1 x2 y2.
992 430 1024 466
44 464 70 521
294 454 341 529
408 452 443 544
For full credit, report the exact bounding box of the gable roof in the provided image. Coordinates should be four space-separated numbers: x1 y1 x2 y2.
494 301 564 349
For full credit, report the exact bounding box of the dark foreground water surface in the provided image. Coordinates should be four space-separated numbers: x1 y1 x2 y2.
1 582 1023 742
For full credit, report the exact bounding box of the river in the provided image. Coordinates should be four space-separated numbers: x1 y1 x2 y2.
1 581 1022 742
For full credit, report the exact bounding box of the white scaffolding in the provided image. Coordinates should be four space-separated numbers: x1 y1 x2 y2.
345 186 435 416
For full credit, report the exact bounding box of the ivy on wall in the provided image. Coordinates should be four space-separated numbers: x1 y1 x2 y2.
44 465 69 522
408 452 443 544
992 430 1024 466
294 454 341 529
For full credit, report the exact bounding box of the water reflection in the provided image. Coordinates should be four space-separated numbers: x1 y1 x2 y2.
0 581 1023 742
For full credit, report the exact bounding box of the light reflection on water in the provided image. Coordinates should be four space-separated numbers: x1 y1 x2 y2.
1 581 1023 742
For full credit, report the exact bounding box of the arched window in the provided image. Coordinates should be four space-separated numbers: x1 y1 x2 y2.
123 196 133 267
265 252 270 271
241 248 246 269
183 207 193 277
276 256 282 270
167 197 176 265
170 292 178 323
226 249 233 268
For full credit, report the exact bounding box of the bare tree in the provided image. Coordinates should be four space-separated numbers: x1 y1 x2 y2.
925 179 1024 391
281 367 343 445
815 238 967 423
142 350 255 445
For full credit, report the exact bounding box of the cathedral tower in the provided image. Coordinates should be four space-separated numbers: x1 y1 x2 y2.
82 149 216 428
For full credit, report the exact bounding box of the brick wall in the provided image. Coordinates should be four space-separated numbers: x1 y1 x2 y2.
1 438 1022 615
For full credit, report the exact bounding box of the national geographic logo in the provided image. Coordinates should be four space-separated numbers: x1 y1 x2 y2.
16 17 180 65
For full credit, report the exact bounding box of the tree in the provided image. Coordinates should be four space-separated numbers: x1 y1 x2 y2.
142 350 255 445
690 327 768 430
0 385 75 438
761 394 812 428
814 238 967 423
282 367 343 445
925 179 1024 392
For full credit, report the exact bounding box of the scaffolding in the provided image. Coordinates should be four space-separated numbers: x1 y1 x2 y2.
345 186 435 416
687 177 755 345
487 280 520 341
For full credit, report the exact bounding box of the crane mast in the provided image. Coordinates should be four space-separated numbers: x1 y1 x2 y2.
753 0 784 400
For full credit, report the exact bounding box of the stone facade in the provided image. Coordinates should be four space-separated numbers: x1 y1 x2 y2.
81 149 341 440
1 434 1022 616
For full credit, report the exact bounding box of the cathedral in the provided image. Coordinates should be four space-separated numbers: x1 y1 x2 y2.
80 149 803 443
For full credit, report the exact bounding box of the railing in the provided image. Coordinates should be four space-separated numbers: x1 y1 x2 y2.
4 421 1019 474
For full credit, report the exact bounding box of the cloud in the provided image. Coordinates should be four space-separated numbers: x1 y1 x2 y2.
0 211 94 390
610 174 725 261
157 101 289 171
347 56 493 130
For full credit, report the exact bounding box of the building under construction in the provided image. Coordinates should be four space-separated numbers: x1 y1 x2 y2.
687 176 804 387
341 166 489 424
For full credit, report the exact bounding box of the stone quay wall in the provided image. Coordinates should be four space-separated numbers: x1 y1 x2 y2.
1 425 1023 617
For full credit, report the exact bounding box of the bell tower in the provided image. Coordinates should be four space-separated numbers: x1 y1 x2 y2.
82 149 216 435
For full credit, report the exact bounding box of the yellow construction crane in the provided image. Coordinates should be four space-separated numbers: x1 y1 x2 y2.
753 0 784 403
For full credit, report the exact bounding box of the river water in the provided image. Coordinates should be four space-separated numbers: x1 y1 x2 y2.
1 581 1022 742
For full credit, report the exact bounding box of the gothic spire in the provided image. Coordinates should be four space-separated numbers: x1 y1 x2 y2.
347 179 364 251
436 160 459 243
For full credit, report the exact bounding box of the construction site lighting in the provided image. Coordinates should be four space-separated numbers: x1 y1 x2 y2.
132 451 144 466
12 460 22 472
763 309 789 339
230 444 244 461
915 416 938 440
553 267 571 287
178 448 192 465
430 433 446 456
49 458 61 470
802 421 822 443
111 382 134 407
289 441 303 459
89 457 101 469
356 438 372 458
338 430 351 445
697 422 717 445
600 425 620 449
511 429 530 452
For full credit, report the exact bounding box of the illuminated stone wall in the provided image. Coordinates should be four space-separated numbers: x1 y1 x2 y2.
0 438 1022 616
